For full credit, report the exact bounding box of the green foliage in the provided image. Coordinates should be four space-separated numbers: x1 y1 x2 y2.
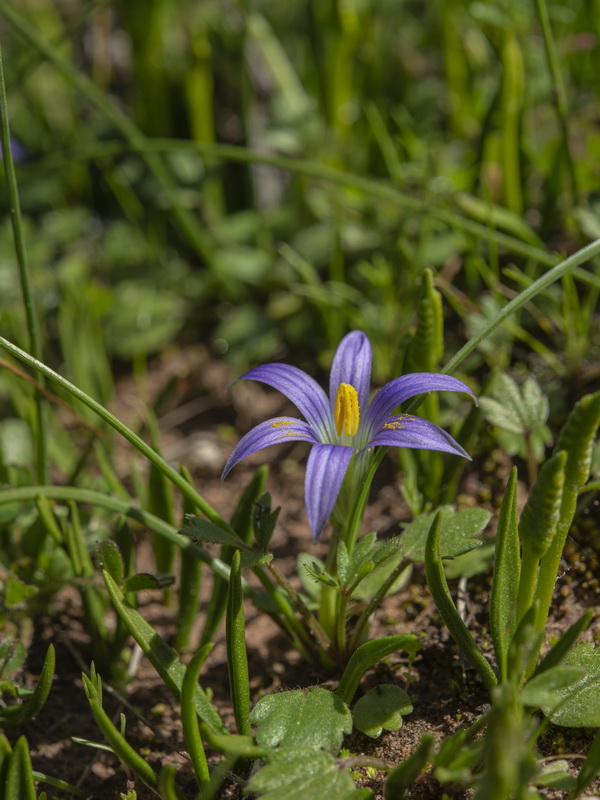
1 1 600 796
250 688 352 753
543 644 600 727
352 685 413 738
401 506 491 563
0 644 54 728
336 636 421 706
247 747 372 800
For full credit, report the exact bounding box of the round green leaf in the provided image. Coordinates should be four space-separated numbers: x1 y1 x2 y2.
352 685 413 738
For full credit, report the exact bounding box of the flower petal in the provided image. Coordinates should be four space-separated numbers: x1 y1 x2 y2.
305 444 354 540
237 363 331 436
329 330 372 412
221 417 318 478
367 414 471 459
367 373 475 435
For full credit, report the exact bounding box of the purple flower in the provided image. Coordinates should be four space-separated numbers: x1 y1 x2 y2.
222 331 475 539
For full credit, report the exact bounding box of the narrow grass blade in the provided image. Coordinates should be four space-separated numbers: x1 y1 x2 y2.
102 569 226 733
0 44 47 483
424 512 497 691
5 736 36 800
175 465 203 652
0 335 231 532
534 608 594 678
181 645 212 793
489 467 520 681
82 668 159 791
227 550 251 736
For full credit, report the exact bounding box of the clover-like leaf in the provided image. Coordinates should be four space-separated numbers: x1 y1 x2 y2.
246 747 373 800
352 685 413 738
250 688 352 753
401 506 491 563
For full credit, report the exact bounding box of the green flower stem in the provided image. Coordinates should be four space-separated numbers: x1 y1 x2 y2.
336 591 349 655
344 449 385 556
348 558 409 654
0 1 215 266
0 335 230 533
0 45 48 484
30 138 557 266
180 645 212 794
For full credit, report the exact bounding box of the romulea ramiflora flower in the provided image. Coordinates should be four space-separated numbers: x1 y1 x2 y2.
223 331 475 539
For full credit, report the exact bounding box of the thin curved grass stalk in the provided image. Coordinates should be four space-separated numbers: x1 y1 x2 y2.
180 645 213 794
0 336 232 533
0 44 47 484
0 484 236 586
81 666 159 791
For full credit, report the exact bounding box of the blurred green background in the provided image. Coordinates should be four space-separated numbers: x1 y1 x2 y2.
1 0 600 400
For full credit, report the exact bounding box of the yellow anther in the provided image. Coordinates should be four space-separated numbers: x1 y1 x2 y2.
334 383 360 437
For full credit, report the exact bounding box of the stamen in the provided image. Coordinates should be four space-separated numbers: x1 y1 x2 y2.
334 383 360 437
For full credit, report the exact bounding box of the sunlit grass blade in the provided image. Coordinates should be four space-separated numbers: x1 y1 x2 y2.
424 511 497 691
181 644 213 794
0 335 230 532
0 44 47 484
102 569 226 733
489 467 520 681
175 465 203 653
82 666 159 791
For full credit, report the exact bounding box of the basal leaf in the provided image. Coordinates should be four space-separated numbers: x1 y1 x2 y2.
520 666 585 709
543 643 600 727
250 687 352 753
246 747 372 800
401 506 491 563
352 685 413 738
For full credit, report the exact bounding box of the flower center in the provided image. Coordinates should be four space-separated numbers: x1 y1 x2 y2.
334 383 360 437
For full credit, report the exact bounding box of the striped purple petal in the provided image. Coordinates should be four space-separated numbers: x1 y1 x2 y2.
367 373 475 435
305 443 354 539
329 330 372 413
367 414 470 458
238 363 331 436
221 417 318 478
